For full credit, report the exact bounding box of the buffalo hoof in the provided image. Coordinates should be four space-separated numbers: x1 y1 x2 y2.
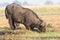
11 27 16 30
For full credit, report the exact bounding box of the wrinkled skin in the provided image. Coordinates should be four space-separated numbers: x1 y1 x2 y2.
5 3 46 32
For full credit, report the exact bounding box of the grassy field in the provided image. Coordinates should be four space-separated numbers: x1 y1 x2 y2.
0 6 60 40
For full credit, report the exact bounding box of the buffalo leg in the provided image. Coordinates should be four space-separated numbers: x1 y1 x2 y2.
30 25 34 31
24 24 30 30
8 15 16 30
14 22 20 27
25 25 30 30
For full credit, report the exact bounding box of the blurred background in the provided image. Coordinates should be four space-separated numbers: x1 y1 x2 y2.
0 0 60 7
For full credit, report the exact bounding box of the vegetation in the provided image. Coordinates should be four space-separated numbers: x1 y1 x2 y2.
0 6 60 40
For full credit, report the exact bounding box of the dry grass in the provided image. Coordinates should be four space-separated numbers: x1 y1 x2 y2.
0 6 60 40
0 14 60 31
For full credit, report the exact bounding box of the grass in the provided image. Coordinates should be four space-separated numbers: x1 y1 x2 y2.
0 6 60 40
0 27 60 37
0 27 59 40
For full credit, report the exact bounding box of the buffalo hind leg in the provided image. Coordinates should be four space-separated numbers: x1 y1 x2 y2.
9 15 16 30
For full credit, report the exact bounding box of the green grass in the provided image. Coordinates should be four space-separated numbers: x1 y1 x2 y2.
0 27 60 40
0 27 60 37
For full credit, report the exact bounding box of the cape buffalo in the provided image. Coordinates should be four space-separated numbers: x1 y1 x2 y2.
5 3 46 32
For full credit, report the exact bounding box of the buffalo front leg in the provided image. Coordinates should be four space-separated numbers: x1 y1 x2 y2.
8 15 16 30
24 24 30 30
25 26 30 30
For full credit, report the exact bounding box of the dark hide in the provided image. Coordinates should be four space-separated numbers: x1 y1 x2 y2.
5 3 46 32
